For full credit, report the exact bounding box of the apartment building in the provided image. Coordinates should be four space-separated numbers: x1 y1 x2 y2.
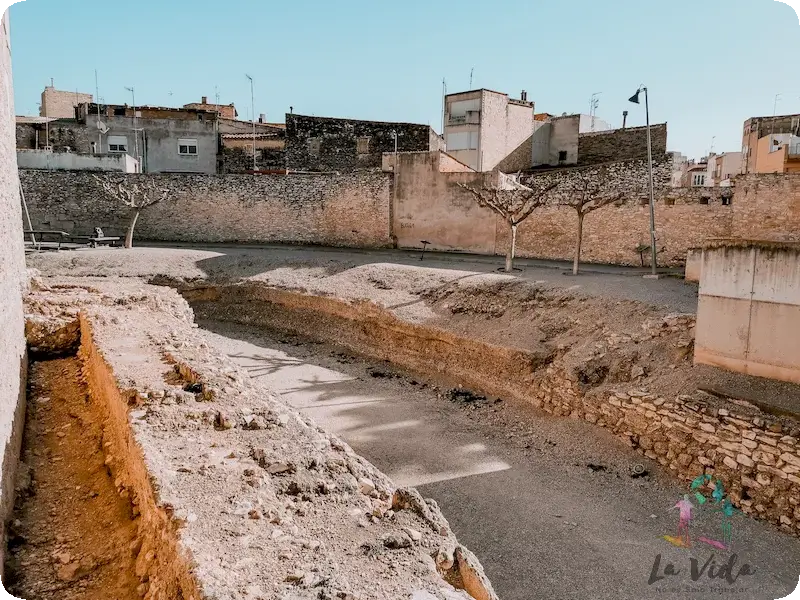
443 88 534 172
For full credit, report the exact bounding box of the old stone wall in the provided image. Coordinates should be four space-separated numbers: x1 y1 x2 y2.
577 123 668 166
220 146 286 174
731 174 800 240
16 119 96 153
534 360 800 534
19 169 393 247
393 153 734 266
0 9 28 569
286 114 434 172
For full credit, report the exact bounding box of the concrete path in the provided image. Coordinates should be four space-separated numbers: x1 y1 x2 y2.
201 320 800 600
148 242 699 313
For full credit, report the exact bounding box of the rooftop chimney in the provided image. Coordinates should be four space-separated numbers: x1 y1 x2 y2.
622 110 629 129
259 113 266 123
521 90 528 102
202 96 208 104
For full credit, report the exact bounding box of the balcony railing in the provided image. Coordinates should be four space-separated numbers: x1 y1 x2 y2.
447 111 481 126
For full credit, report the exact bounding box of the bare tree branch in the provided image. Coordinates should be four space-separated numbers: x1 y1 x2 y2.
91 175 170 248
457 177 559 272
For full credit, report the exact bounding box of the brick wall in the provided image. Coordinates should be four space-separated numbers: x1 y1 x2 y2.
286 114 434 172
0 9 29 568
577 123 668 166
19 170 393 247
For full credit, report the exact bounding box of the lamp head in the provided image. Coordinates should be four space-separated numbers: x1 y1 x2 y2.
628 90 641 104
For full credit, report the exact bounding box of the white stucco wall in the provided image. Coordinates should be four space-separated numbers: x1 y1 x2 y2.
0 9 29 572
17 150 139 172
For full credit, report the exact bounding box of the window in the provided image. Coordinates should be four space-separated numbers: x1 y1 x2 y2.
114 107 126 116
308 137 321 157
108 135 128 153
178 138 198 155
558 150 568 162
356 136 371 154
692 173 706 186
445 132 478 151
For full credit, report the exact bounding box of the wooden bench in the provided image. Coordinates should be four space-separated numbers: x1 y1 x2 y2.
23 230 71 250
69 235 122 248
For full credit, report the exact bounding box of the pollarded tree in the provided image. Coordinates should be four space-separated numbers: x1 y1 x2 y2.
93 175 170 248
459 177 558 272
554 166 623 275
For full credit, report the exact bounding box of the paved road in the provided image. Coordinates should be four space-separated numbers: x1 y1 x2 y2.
201 319 800 600
148 242 699 313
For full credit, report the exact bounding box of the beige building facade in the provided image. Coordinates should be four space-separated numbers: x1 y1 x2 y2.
443 89 534 171
40 85 92 119
705 151 742 186
741 114 800 173
753 134 800 174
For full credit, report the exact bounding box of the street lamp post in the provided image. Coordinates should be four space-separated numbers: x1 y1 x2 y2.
246 74 256 173
629 85 657 277
124 86 139 171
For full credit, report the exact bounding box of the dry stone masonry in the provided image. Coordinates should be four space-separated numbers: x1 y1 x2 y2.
533 313 800 533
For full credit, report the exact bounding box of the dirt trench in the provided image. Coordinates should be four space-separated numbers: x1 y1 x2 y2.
6 319 200 600
5 357 142 600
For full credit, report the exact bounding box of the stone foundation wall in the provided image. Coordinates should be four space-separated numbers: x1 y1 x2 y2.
536 369 800 532
19 169 393 248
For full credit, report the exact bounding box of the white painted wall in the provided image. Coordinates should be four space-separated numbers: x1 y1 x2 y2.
17 150 139 172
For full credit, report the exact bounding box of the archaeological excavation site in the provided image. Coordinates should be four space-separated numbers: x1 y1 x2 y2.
3 5 800 599
0 244 796 600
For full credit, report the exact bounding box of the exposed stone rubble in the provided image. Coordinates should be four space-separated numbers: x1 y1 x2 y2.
24 276 497 600
534 310 800 534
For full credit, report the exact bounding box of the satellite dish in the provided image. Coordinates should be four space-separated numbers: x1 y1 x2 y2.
97 121 109 134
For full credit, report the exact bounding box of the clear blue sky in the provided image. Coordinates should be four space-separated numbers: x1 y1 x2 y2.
8 0 800 160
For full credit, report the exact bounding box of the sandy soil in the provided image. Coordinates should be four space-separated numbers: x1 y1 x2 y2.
5 358 141 600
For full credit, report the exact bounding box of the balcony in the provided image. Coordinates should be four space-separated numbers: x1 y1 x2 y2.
447 110 481 126
789 144 800 158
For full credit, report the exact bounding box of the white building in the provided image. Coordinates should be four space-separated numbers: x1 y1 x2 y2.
705 152 743 187
443 88 534 171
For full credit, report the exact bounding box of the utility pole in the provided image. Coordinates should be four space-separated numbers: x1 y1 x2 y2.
441 78 447 148
469 67 474 89
125 86 139 171
589 92 601 131
629 85 657 277
95 70 101 153
772 93 782 136
246 74 256 173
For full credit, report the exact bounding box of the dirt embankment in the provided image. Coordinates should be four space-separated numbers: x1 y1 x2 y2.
182 279 800 534
19 277 497 600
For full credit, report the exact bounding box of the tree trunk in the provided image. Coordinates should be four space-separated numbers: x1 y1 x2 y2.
505 223 517 273
125 210 140 249
573 211 584 275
